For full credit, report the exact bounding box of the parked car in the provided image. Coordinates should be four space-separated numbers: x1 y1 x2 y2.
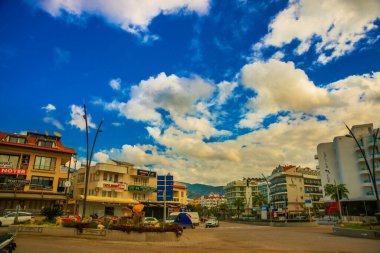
205 218 219 228
0 212 32 226
143 217 159 226
59 214 81 223
95 215 119 224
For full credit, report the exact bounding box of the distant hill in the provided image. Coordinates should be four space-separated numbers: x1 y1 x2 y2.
179 182 224 199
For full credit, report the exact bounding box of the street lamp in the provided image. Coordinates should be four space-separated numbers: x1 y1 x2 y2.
260 173 272 221
345 123 380 213
82 103 104 219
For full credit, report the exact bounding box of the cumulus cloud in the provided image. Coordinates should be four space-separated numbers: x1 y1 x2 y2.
43 116 65 130
239 59 333 127
109 78 121 91
41 103 56 112
172 115 231 139
94 151 110 163
255 0 380 63
98 73 215 125
33 0 210 35
68 104 96 131
215 81 237 106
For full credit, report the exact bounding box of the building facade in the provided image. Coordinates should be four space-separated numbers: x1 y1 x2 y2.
195 193 226 209
72 160 185 218
0 131 76 212
224 178 265 214
316 123 380 214
268 165 323 215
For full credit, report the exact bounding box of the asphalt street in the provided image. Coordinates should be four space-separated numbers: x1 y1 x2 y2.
6 222 380 253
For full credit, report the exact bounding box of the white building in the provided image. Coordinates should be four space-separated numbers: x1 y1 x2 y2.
316 123 379 204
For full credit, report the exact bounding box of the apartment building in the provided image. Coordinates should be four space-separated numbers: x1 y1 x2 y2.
195 193 226 209
316 123 380 214
268 165 323 214
224 178 264 213
0 131 76 211
173 183 188 206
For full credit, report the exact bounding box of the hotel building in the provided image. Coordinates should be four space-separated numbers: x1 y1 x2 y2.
0 131 76 212
316 123 380 214
268 165 323 214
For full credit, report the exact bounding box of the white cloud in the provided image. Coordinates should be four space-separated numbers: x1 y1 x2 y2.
172 115 231 139
68 104 96 131
239 59 332 127
41 103 56 112
112 122 124 127
43 116 65 130
109 78 121 91
94 152 110 163
255 0 380 63
65 156 82 170
215 81 237 106
34 0 210 35
99 72 215 125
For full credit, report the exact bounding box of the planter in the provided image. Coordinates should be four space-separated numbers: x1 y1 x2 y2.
8 226 180 242
333 227 380 240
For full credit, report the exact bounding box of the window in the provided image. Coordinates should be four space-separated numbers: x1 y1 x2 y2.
34 156 56 171
77 173 85 183
30 176 54 190
9 136 26 144
103 172 108 181
37 140 53 148
0 154 20 168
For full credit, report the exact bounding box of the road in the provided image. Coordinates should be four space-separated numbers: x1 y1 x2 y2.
7 222 380 253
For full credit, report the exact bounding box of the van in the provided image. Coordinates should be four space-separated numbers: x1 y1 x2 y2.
168 212 200 225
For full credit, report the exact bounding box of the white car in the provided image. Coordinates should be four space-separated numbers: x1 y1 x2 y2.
0 212 32 226
143 217 159 226
205 218 219 228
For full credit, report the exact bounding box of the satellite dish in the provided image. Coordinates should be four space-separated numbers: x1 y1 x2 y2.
64 181 71 188
45 130 49 136
54 131 62 137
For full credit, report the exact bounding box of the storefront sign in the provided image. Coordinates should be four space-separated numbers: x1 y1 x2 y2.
0 161 13 168
137 169 156 177
6 179 30 186
128 185 156 192
0 168 27 175
103 182 126 191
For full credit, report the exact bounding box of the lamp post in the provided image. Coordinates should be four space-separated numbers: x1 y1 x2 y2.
345 124 380 213
260 173 272 221
82 103 104 219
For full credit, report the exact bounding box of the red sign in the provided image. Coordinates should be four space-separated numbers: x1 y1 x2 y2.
0 168 27 175
103 182 126 190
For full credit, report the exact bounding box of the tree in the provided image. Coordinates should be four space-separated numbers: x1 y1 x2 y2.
219 202 228 220
233 198 245 219
324 184 349 201
252 192 268 209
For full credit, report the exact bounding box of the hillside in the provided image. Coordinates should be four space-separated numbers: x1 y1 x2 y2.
179 182 224 199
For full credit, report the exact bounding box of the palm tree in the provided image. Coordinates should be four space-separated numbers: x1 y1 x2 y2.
324 184 349 201
233 198 245 219
252 192 267 217
219 202 228 220
252 192 268 209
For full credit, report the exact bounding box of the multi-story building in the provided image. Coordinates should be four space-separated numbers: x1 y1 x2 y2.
173 183 188 207
72 160 185 218
72 160 157 217
0 131 76 211
316 123 380 214
224 178 265 213
268 165 323 215
195 193 226 209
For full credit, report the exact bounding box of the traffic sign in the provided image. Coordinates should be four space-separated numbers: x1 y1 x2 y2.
157 174 174 201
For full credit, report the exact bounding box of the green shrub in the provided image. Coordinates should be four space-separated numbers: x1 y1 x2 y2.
41 206 63 220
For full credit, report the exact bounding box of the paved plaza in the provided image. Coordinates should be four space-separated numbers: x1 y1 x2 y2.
8 222 380 253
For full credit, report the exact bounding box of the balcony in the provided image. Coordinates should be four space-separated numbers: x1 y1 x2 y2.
361 180 372 187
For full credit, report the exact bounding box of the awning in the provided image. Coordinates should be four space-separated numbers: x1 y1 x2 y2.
78 195 139 205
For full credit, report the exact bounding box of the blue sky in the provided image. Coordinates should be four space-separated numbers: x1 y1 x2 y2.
1 0 380 185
